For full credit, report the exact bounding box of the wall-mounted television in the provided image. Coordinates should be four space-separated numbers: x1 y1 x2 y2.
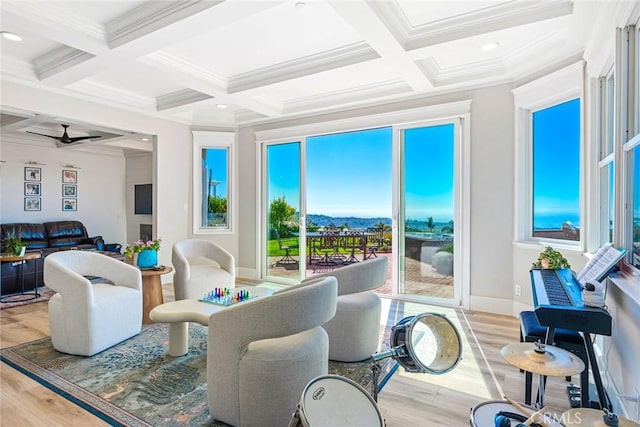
134 184 152 215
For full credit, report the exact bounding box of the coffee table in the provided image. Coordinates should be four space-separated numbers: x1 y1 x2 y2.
149 286 274 356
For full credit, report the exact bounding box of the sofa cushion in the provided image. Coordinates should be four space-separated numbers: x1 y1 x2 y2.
1 223 48 249
45 221 89 247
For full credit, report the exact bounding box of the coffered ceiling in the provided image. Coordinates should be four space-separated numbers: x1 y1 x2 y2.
0 0 628 151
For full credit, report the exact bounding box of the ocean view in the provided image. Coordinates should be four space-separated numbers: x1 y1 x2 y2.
533 212 580 230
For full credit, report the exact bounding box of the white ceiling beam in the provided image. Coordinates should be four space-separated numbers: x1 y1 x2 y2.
328 0 433 91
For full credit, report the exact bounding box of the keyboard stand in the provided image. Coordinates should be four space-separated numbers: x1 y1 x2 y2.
543 327 612 411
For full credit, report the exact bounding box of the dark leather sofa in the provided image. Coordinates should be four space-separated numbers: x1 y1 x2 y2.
1 221 105 296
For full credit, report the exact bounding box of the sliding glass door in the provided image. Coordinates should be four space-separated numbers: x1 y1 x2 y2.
398 123 459 303
261 117 466 306
264 142 301 281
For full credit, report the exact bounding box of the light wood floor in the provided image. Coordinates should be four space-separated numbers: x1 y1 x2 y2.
0 284 574 426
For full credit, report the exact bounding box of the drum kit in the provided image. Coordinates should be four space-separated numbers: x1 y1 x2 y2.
289 312 463 426
469 340 639 426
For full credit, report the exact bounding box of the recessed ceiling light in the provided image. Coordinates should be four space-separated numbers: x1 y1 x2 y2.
1 31 22 42
141 137 150 142
295 1 306 7
481 42 499 51
216 104 228 109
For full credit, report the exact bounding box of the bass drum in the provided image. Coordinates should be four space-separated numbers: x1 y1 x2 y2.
290 375 384 427
470 400 563 427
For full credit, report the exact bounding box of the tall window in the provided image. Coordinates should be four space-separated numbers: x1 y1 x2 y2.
598 70 616 245
192 131 234 234
532 99 581 241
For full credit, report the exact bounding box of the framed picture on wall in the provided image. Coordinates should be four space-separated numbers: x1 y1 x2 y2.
62 184 77 197
62 169 77 183
25 167 41 181
25 182 41 196
25 197 41 211
62 198 77 211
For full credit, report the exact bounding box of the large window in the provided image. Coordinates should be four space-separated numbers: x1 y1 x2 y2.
532 99 581 241
192 131 235 234
513 62 584 245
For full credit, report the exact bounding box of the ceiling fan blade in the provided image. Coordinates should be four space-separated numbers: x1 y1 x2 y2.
66 135 102 143
25 130 61 140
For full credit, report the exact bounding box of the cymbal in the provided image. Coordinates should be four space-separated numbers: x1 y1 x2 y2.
562 408 640 426
500 342 585 376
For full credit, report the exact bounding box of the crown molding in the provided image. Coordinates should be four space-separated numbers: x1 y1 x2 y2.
283 79 412 114
418 57 506 87
228 42 380 94
106 0 223 49
34 46 95 81
2 1 106 41
372 0 574 51
156 89 213 111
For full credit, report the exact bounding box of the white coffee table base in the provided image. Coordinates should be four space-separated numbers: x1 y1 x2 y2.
149 286 274 356
169 322 190 356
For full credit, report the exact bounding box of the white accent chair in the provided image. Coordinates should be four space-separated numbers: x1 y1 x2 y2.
302 256 388 362
45 251 142 357
207 276 338 427
172 239 235 301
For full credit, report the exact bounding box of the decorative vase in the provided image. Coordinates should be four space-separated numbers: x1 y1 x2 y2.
136 249 157 268
14 246 26 257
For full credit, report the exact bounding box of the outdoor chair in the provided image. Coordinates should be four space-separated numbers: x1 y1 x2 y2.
274 229 298 266
207 276 338 427
45 251 142 356
315 230 342 266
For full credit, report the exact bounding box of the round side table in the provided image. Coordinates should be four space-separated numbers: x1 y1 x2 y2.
140 266 173 324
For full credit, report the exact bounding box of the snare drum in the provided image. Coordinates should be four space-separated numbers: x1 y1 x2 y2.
470 400 562 427
290 375 384 427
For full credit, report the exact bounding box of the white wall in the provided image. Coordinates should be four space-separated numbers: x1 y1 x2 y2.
0 141 126 245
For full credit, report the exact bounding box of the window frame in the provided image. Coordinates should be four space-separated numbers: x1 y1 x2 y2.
192 130 236 235
513 61 585 248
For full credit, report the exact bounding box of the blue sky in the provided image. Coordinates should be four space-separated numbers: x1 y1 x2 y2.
204 148 228 198
267 126 455 221
532 98 581 227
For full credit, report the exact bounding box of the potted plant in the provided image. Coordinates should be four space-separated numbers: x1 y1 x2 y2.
432 243 454 276
123 238 162 268
532 246 570 269
2 231 26 256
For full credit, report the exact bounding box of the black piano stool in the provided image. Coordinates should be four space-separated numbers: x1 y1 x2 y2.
519 310 588 405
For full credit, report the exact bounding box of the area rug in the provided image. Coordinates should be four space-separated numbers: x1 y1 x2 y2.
1 322 395 426
0 286 55 310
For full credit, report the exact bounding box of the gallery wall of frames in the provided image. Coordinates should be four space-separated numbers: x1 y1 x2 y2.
23 166 79 212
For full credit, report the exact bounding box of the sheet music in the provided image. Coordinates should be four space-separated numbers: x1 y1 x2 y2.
576 243 626 285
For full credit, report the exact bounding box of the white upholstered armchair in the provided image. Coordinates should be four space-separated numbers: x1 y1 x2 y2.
172 239 235 301
302 256 388 362
45 251 142 356
207 276 338 427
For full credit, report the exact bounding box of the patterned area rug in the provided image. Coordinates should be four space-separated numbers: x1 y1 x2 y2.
0 286 55 310
1 322 395 426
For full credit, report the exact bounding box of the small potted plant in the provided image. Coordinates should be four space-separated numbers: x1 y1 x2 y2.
2 231 26 257
532 246 570 269
123 238 162 268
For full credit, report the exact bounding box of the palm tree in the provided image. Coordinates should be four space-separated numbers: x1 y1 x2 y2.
426 217 435 232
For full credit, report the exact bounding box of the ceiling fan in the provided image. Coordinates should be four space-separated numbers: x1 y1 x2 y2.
26 124 102 144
